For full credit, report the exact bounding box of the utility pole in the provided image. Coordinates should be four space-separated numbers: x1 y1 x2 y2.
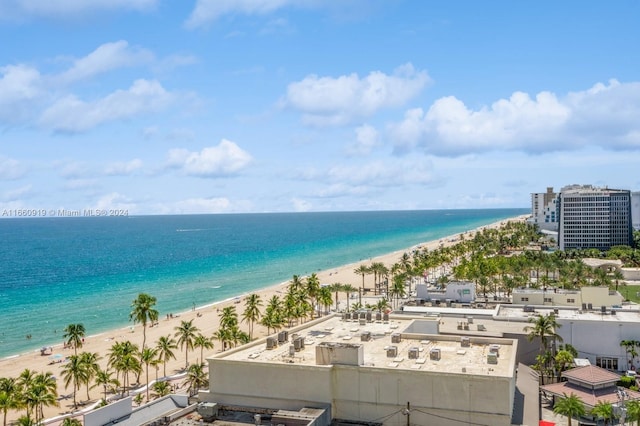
403 401 411 426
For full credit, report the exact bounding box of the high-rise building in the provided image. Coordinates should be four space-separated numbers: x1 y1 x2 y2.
529 187 559 232
632 191 640 231
558 185 633 250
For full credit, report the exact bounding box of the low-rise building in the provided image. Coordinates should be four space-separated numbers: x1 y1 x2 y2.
415 281 476 304
511 286 623 309
200 314 518 426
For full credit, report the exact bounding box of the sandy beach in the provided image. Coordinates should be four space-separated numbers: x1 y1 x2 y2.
0 215 526 424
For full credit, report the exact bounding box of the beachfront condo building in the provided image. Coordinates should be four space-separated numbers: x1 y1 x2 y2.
530 185 635 250
558 184 633 251
529 186 560 232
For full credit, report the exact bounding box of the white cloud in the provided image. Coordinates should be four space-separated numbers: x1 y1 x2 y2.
93 192 137 212
345 124 381 156
3 184 32 201
389 79 640 156
104 159 143 176
166 139 253 177
0 64 43 123
57 41 154 84
40 79 176 133
291 197 312 212
0 155 27 180
186 0 291 29
283 63 430 126
0 0 158 20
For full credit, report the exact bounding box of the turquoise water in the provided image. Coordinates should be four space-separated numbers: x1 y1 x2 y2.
0 209 526 358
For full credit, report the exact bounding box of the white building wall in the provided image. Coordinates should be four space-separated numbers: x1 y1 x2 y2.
632 191 640 231
557 318 640 372
203 338 517 426
512 287 622 308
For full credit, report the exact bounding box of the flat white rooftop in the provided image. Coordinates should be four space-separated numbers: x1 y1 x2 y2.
497 305 640 323
217 314 515 378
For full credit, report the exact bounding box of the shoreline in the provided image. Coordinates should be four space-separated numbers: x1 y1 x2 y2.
0 215 526 424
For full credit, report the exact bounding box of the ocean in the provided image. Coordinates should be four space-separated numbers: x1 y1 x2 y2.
0 208 527 358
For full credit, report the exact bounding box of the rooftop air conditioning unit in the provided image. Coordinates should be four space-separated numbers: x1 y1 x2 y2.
489 344 500 357
430 348 441 361
461 337 470 348
289 345 295 356
391 333 401 343
366 312 372 322
386 346 398 357
266 337 277 350
383 312 389 322
375 312 382 321
278 331 288 344
408 347 419 359
361 331 371 342
487 352 498 364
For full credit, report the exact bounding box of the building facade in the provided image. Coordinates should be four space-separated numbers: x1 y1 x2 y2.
530 187 560 232
200 314 518 426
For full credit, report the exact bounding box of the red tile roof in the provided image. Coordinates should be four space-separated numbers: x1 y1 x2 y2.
541 382 640 409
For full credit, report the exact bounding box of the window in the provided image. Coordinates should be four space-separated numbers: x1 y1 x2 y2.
521 297 529 302
544 297 552 302
567 298 575 303
596 357 619 371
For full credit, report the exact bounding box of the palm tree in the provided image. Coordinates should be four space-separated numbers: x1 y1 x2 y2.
130 293 159 351
140 347 158 401
591 400 615 425
625 399 640 426
79 352 101 400
305 273 321 319
524 313 563 364
63 324 85 356
24 372 58 423
174 320 199 369
60 355 85 409
0 378 22 426
193 334 214 364
342 284 358 312
553 392 586 426
61 418 82 426
107 341 140 395
327 283 344 311
156 335 178 377
354 264 370 303
94 369 119 402
317 286 333 316
185 363 208 396
151 381 171 399
242 293 263 340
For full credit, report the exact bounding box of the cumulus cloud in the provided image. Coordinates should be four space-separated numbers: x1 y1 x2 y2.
3 184 32 201
40 79 175 133
0 0 157 20
0 155 27 180
389 79 640 156
283 63 430 126
345 124 381 156
186 0 291 29
0 64 43 123
104 159 143 176
94 192 137 212
57 41 154 84
166 139 253 177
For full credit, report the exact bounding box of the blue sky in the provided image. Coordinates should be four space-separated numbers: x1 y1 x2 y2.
1 0 639 215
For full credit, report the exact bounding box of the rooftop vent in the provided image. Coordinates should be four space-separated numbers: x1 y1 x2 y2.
430 348 441 361
386 346 398 357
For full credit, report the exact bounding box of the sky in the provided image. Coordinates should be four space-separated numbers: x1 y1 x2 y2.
1 0 639 215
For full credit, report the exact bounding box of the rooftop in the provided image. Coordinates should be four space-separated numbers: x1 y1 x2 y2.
216 314 515 378
496 305 640 323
